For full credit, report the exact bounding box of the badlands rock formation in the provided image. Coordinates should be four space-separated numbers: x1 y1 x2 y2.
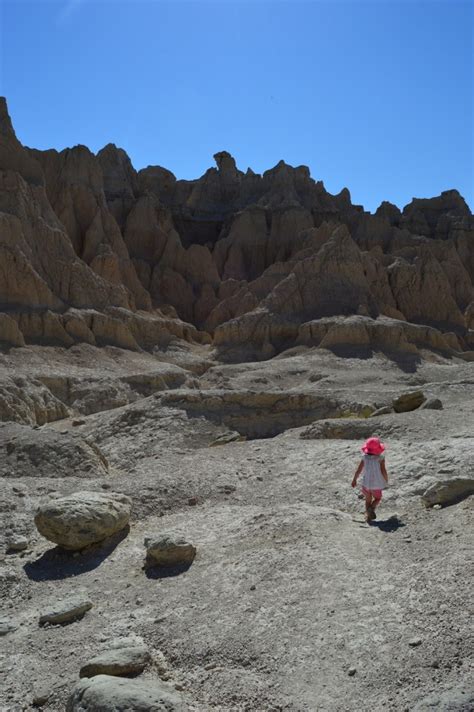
0 96 473 711
0 96 473 361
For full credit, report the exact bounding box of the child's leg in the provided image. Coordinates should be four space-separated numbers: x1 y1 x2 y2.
362 488 375 520
372 490 382 509
362 488 372 510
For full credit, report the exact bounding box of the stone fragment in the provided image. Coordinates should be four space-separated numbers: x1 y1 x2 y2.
66 674 186 711
32 688 50 707
6 535 28 552
39 597 92 625
392 391 426 413
408 637 422 647
209 430 246 446
145 534 196 567
420 397 443 410
35 491 132 550
369 406 393 417
80 645 151 678
422 478 474 507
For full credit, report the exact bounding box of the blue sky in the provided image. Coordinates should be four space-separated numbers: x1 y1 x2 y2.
1 0 472 212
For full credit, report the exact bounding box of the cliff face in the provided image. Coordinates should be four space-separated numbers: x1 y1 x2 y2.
0 97 473 359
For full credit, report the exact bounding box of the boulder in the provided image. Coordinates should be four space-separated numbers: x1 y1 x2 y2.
39 597 92 625
421 478 474 507
80 645 151 678
392 390 426 413
145 534 196 568
35 491 132 550
66 674 186 712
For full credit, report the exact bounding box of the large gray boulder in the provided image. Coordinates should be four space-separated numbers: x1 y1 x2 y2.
421 478 474 507
145 534 196 568
35 491 132 550
80 645 151 678
66 674 186 711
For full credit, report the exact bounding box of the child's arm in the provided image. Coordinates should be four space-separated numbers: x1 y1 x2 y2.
351 460 364 488
380 459 388 484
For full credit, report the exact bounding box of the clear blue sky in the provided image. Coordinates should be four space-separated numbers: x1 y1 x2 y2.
1 0 472 212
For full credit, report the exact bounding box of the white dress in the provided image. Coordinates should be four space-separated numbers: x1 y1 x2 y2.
361 455 386 490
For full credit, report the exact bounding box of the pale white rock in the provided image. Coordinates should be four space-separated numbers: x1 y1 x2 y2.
35 491 132 550
145 534 196 567
39 597 92 625
422 478 474 508
66 674 186 711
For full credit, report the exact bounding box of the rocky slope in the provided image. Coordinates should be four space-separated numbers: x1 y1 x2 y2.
0 96 473 362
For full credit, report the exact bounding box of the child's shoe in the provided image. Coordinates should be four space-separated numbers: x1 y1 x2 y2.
366 505 376 522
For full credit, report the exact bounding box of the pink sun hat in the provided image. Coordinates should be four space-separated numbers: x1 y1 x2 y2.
361 436 385 455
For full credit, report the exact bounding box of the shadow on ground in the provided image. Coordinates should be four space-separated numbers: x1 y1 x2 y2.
144 561 193 579
23 528 129 581
370 515 405 532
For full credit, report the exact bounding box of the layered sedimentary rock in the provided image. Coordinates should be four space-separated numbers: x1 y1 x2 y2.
0 97 472 359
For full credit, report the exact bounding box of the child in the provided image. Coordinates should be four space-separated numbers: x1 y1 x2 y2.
351 437 388 522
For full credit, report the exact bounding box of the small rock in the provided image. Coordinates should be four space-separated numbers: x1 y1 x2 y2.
145 534 196 568
6 535 28 552
209 431 245 447
433 504 442 510
408 637 422 647
72 419 86 426
370 406 393 417
80 645 151 678
32 688 50 707
250 585 256 591
39 597 93 625
421 397 443 410
187 497 198 506
348 666 357 676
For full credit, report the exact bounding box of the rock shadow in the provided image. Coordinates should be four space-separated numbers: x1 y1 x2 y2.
23 527 129 581
370 515 405 532
144 561 193 580
327 345 422 373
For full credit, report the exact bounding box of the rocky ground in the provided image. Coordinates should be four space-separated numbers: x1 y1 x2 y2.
0 343 473 711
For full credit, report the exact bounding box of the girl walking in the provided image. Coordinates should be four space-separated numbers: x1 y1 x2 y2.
352 437 388 522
